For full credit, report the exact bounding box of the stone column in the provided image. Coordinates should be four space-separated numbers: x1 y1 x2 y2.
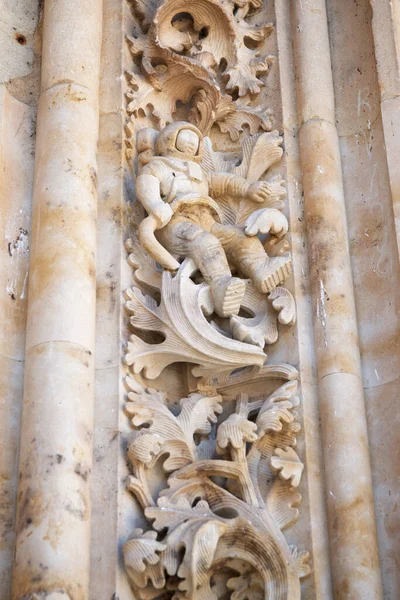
11 1 102 599
292 1 383 598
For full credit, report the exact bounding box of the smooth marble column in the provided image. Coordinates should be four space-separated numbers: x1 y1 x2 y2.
292 1 383 598
11 1 102 598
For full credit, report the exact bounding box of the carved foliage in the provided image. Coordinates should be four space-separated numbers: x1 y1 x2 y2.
125 259 266 379
126 0 276 147
123 0 309 595
124 127 295 377
123 377 310 599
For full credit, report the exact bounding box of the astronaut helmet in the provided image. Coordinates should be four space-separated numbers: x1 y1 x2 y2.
155 121 204 162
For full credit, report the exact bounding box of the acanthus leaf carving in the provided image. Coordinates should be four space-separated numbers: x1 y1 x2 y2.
125 378 223 493
271 447 304 488
125 259 267 379
122 376 309 599
123 0 309 595
290 546 312 580
123 529 167 590
189 91 273 141
126 0 277 143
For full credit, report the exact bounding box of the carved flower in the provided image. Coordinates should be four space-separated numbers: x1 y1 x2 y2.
217 413 258 450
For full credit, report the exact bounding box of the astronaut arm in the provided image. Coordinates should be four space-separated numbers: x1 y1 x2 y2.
136 173 164 213
208 172 250 199
208 172 285 204
136 173 173 228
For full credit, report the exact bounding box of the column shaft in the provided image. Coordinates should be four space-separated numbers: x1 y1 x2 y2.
11 1 102 598
292 1 383 598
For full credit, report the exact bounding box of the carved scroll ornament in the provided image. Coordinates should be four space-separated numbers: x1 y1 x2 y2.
123 0 309 596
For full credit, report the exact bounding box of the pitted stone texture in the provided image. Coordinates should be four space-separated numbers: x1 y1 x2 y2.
13 342 93 600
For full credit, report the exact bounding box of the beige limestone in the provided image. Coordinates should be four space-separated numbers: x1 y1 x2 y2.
327 2 400 596
0 356 24 596
11 1 102 598
0 86 35 597
0 4 40 595
319 372 381 598
275 2 333 595
370 0 400 103
13 342 94 600
299 119 362 378
370 1 400 261
293 1 383 598
123 380 306 600
89 1 125 596
365 379 400 600
25 86 98 352
0 89 33 360
121 113 306 596
379 97 400 257
40 1 103 94
0 1 39 85
0 0 399 598
119 0 314 596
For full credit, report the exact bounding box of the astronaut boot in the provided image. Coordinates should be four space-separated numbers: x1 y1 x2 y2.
210 276 246 318
250 254 293 294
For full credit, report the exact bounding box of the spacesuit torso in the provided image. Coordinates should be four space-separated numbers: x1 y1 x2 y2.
141 157 210 204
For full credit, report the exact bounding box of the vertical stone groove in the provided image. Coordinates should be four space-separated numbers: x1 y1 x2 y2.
370 1 400 260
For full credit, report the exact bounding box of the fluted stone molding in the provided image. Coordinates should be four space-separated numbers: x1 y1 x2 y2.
292 1 383 598
369 0 400 258
11 1 102 599
0 88 35 599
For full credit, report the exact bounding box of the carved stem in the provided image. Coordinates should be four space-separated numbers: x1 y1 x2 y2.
236 392 249 418
230 393 260 507
230 445 260 507
11 1 102 597
293 1 383 598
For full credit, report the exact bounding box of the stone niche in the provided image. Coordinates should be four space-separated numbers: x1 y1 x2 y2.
1 0 400 599
121 0 311 598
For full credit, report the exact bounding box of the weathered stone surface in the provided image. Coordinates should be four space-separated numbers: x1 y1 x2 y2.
0 0 399 599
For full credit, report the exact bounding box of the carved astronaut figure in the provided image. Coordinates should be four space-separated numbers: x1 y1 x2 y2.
136 122 291 318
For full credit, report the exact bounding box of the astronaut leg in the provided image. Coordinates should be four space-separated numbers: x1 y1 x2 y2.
212 223 292 293
157 219 246 317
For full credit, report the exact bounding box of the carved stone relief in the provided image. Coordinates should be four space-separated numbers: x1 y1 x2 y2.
123 0 309 597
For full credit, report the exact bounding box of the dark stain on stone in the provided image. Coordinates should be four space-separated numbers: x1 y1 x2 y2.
74 462 90 482
15 33 27 45
89 166 98 192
